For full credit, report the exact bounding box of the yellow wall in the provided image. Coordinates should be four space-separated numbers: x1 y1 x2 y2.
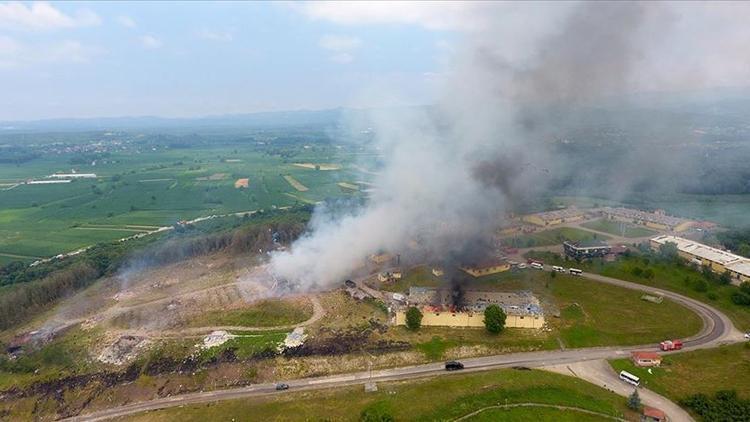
522 215 546 226
395 310 545 329
645 221 669 230
461 263 511 277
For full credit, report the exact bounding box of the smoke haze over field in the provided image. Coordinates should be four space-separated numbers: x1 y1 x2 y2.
270 2 750 287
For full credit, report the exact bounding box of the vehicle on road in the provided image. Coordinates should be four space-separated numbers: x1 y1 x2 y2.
445 361 465 371
275 383 289 391
619 370 640 387
659 339 683 351
569 268 583 276
530 262 544 270
744 332 750 340
552 265 565 272
344 279 356 288
517 263 527 269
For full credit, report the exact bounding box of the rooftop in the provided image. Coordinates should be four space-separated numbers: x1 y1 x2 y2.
651 235 747 267
632 351 661 360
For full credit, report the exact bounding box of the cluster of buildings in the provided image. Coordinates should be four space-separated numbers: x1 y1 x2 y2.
393 287 545 329
650 235 750 284
599 207 695 232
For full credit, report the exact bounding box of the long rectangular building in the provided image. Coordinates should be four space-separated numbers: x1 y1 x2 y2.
650 235 750 284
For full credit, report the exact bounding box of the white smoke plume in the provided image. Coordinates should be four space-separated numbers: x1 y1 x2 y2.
271 2 750 287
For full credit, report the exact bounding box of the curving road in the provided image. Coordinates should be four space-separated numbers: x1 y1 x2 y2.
64 269 743 422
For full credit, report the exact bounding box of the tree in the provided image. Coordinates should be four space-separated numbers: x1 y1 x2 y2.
484 304 507 334
405 306 423 331
627 389 642 411
659 241 679 261
719 270 732 285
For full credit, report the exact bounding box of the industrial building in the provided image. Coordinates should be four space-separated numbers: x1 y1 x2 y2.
600 207 694 232
394 287 545 329
563 240 611 260
460 260 510 277
650 235 750 284
522 208 587 227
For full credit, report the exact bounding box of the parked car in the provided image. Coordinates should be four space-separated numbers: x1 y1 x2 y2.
744 332 750 340
445 361 465 371
344 279 356 288
275 383 290 391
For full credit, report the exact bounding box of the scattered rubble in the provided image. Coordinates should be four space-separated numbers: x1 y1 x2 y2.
199 330 235 350
281 327 307 351
98 335 150 365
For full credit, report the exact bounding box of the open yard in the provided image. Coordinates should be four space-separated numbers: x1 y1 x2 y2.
610 343 750 402
186 297 313 328
581 218 658 238
503 227 610 248
119 368 638 422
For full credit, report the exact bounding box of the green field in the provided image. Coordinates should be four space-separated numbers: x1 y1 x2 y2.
581 219 657 238
0 145 370 258
120 368 638 422
503 227 610 248
610 343 750 402
187 298 313 328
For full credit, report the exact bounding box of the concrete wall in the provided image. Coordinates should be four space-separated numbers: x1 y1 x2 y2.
395 310 545 329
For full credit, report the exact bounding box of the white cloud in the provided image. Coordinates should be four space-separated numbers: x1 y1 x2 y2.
117 15 136 28
0 1 101 31
318 34 361 64
196 29 233 42
0 36 100 68
290 1 496 31
140 35 162 49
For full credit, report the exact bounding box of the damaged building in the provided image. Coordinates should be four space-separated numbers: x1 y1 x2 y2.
394 287 545 329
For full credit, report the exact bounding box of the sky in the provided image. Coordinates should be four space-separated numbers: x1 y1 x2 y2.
0 1 749 121
0 1 457 120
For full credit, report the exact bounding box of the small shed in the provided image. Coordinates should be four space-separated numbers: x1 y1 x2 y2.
642 406 667 422
632 351 662 367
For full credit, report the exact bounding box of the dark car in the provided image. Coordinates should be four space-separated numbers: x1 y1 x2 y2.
344 279 356 288
445 361 464 371
275 383 289 391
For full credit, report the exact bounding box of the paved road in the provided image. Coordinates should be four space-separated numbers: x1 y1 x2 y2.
65 269 742 422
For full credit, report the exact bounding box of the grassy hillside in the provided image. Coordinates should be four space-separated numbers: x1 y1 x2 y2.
120 368 638 421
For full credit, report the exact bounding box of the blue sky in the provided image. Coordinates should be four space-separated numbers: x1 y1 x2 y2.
0 2 456 120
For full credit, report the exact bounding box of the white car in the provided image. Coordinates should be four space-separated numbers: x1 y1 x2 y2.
744 332 750 340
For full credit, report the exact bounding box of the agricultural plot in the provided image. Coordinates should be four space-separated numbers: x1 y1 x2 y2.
283 175 308 191
0 145 355 258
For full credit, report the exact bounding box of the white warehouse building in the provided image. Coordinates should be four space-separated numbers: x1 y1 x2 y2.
650 235 750 285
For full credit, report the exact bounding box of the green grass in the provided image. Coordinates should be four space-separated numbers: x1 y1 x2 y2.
610 343 750 403
187 298 313 328
504 227 610 248
0 146 365 258
120 368 638 422
581 219 657 238
384 265 442 293
415 336 457 359
200 331 287 360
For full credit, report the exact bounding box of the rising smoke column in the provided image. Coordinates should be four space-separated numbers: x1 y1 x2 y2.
269 2 727 288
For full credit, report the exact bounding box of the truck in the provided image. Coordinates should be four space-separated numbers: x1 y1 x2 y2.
659 339 683 351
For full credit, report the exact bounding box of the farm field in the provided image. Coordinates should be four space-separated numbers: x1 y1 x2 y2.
502 227 610 248
581 218 657 238
610 343 750 402
0 145 370 259
120 368 638 422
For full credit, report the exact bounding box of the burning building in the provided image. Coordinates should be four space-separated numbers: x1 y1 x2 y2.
394 286 545 329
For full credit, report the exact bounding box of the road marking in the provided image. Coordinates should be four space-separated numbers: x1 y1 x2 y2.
308 375 356 385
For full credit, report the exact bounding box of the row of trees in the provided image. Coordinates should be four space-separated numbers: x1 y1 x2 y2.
404 305 507 334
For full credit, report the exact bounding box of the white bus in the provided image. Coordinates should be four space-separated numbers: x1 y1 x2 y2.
530 262 544 270
619 370 640 387
569 268 583 276
552 265 565 273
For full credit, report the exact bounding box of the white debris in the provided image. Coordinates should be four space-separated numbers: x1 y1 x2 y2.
200 330 235 350
282 327 307 350
98 335 150 365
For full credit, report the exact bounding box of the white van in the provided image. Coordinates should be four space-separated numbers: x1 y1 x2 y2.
551 265 565 272
530 262 544 270
569 268 583 276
